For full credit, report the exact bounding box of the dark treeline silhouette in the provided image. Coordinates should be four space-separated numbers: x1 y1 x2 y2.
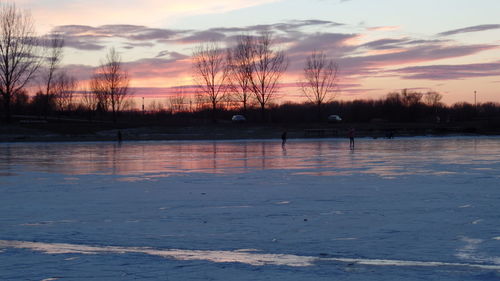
4 88 500 127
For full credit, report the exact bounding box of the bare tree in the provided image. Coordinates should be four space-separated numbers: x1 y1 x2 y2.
168 93 187 114
53 73 77 112
423 91 443 107
147 100 165 113
167 86 188 114
385 92 401 104
90 47 129 123
89 77 108 114
300 51 339 120
0 4 42 122
221 92 241 111
228 35 253 114
247 32 288 121
194 92 209 112
400 89 423 107
192 41 230 122
80 88 99 120
41 33 64 117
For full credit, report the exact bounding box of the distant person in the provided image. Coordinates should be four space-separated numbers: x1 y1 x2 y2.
347 128 355 150
117 130 122 142
281 130 288 148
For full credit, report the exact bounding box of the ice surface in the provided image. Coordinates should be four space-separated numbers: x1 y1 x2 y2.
1 137 500 280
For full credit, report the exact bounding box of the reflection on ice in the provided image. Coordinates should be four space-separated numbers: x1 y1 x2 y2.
2 240 500 270
1 137 500 179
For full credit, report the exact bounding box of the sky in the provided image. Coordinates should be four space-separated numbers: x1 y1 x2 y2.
15 0 500 106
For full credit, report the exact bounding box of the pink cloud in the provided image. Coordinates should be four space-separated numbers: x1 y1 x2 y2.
367 26 402 32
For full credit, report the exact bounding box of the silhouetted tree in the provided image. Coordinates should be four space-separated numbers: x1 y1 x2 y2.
194 92 210 112
423 91 443 107
41 33 64 118
0 4 42 122
248 32 288 121
53 73 77 112
31 91 55 116
400 89 423 107
300 51 339 120
147 100 166 113
228 35 253 115
385 92 402 105
81 88 99 121
11 89 29 114
168 92 188 114
452 102 475 122
90 48 129 123
192 41 230 122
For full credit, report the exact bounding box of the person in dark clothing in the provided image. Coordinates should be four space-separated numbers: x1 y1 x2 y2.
281 131 287 148
348 128 355 150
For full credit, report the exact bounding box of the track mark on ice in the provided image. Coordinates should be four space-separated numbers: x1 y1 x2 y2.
1 240 500 270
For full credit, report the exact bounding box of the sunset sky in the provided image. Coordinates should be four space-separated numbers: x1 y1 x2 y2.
16 0 500 106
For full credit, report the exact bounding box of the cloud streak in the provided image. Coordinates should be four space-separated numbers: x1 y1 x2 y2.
52 24 184 50
438 24 500 36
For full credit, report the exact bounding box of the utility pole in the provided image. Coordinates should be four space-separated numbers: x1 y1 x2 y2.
142 97 145 115
474 91 478 117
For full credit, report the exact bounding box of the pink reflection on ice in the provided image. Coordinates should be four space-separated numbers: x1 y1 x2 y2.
1 137 500 179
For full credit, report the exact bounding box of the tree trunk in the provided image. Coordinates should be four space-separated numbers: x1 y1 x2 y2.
317 102 322 122
211 100 217 123
3 95 11 123
260 103 266 122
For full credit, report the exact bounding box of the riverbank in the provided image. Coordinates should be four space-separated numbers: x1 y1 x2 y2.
1 120 499 142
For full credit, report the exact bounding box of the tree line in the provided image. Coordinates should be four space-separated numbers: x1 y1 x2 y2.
2 3 500 126
162 89 499 126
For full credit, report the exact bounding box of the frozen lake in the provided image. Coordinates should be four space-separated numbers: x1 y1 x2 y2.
1 137 500 280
